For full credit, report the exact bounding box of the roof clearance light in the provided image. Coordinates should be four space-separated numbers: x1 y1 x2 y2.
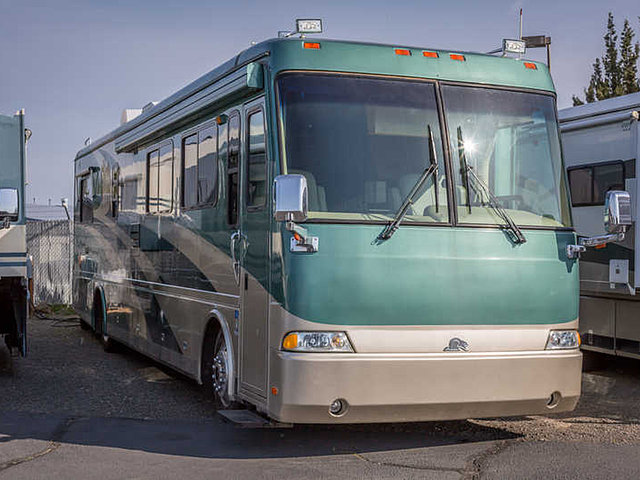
395 48 411 56
524 62 537 70
303 42 321 49
422 51 439 58
296 19 322 34
503 39 526 55
450 54 465 61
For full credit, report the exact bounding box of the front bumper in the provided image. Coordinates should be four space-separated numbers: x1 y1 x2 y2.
267 349 582 424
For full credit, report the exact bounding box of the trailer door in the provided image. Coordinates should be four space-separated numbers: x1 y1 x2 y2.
238 99 270 398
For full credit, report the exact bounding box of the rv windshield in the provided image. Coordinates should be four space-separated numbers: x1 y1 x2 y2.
278 73 571 227
443 85 571 227
278 73 449 223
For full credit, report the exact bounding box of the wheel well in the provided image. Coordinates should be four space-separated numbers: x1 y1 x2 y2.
200 317 222 380
92 288 105 333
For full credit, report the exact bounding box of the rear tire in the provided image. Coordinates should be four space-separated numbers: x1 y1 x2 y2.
202 328 234 409
92 291 116 353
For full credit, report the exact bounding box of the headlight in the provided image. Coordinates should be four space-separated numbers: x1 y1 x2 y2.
282 331 354 352
545 330 581 350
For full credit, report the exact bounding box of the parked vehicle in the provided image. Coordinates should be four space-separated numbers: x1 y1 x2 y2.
74 34 593 424
0 110 29 356
560 93 640 358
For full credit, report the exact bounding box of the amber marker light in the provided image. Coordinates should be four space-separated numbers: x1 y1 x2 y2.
524 62 537 70
282 333 299 350
450 54 465 61
422 51 438 58
303 42 321 49
271 386 279 396
394 48 411 56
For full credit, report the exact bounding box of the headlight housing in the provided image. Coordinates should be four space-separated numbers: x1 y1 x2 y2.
545 330 581 350
282 331 354 352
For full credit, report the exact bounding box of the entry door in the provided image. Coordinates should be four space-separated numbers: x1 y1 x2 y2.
239 99 270 397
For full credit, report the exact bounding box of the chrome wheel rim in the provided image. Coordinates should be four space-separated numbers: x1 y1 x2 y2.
211 340 230 407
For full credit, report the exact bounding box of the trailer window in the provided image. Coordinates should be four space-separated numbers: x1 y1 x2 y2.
158 144 173 212
147 150 159 212
147 143 173 213
568 162 624 206
228 113 240 225
247 109 267 208
198 126 218 205
568 167 592 206
182 134 198 208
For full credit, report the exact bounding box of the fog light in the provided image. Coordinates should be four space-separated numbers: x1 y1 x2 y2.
329 399 347 416
545 330 580 350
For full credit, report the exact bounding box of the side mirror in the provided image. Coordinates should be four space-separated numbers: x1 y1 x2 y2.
274 174 308 222
604 190 632 234
0 188 18 226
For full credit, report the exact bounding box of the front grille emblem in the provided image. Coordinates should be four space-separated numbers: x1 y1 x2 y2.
444 337 469 352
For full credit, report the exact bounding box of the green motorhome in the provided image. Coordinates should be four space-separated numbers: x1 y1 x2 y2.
74 36 584 424
0 110 28 357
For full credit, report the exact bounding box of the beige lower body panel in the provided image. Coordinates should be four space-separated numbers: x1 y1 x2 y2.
268 350 582 424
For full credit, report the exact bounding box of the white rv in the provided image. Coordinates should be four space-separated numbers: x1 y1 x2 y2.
560 93 640 358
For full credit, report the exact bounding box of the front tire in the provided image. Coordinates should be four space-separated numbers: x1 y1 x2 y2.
203 329 233 409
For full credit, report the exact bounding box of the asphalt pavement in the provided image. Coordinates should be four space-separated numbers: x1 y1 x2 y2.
0 316 639 479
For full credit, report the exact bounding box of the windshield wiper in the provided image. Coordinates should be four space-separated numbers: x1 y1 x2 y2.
378 125 439 241
457 128 526 245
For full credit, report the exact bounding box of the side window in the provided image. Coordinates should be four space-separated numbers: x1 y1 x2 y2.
147 149 159 212
593 163 624 204
227 113 240 225
182 134 198 208
198 126 217 205
568 162 625 206
568 168 592 206
121 177 138 212
77 175 93 223
247 109 267 208
158 144 174 212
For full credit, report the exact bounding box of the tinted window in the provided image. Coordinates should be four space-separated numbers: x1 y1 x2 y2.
594 163 624 204
568 162 625 206
158 144 173 212
147 149 159 212
568 168 593 206
227 113 240 225
182 134 198 208
247 110 266 208
198 126 217 205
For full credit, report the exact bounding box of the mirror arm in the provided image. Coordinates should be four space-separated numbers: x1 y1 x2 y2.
285 221 318 253
566 230 626 259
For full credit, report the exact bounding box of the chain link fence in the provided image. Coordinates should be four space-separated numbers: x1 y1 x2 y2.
26 220 73 305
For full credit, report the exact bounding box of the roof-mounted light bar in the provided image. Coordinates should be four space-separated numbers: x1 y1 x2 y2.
296 19 322 34
279 19 323 38
503 39 526 55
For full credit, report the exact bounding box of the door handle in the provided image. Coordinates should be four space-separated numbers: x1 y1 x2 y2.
230 231 241 285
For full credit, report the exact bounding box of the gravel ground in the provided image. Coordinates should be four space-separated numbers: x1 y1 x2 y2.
0 315 217 420
1 315 640 444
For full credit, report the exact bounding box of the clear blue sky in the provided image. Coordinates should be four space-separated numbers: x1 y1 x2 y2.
0 0 637 205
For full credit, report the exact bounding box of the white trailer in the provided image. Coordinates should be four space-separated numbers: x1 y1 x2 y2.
560 93 640 357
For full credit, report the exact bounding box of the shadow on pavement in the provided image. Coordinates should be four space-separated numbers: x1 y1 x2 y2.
0 412 520 460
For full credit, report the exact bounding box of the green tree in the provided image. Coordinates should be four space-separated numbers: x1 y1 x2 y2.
572 13 640 104
602 12 622 97
620 19 640 94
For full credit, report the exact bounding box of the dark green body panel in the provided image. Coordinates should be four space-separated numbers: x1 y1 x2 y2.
264 39 555 93
280 225 578 326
